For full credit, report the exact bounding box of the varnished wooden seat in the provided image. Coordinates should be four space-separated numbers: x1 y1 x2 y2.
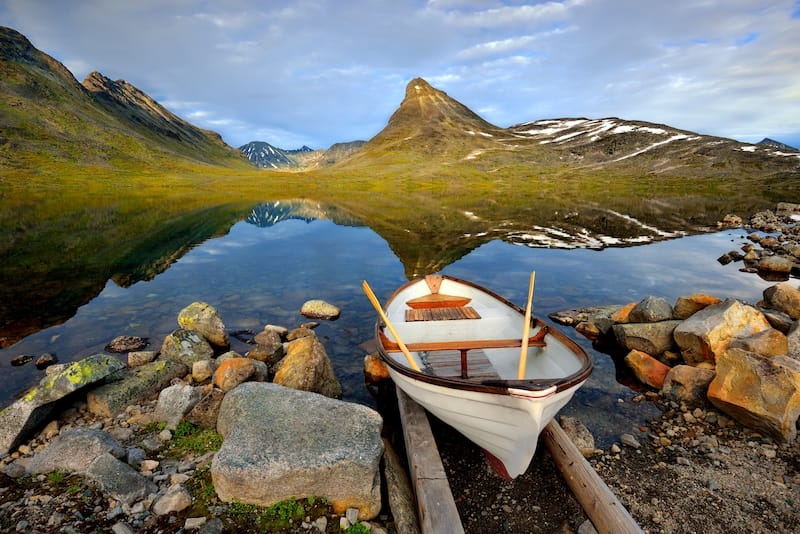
405 306 481 322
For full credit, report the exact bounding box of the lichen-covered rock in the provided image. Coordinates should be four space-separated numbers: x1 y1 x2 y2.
273 334 342 399
299 299 341 320
160 328 214 366
86 359 187 418
708 348 800 442
178 302 229 348
674 299 772 366
0 354 125 454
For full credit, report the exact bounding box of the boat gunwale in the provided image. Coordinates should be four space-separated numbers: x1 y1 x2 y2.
374 275 593 394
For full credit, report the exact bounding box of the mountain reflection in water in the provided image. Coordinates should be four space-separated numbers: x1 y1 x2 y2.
0 198 779 445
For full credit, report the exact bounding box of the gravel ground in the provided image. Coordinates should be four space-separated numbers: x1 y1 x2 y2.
433 393 800 534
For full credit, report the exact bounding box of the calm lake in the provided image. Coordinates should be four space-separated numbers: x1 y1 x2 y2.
0 202 778 446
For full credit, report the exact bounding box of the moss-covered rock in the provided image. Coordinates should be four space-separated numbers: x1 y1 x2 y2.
0 354 125 454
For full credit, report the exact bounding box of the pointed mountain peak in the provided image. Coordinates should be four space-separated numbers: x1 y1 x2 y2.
404 77 438 98
360 77 501 156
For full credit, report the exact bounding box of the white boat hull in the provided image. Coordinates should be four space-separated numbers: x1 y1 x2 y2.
388 367 582 478
374 274 593 479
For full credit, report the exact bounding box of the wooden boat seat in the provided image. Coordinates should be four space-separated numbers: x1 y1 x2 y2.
405 306 480 322
406 293 472 309
423 349 501 381
380 325 549 354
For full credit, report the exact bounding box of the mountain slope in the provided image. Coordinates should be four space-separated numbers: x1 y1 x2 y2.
0 26 246 172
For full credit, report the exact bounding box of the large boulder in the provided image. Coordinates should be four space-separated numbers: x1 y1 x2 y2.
673 299 772 366
673 294 721 320
87 359 187 418
160 328 214 366
0 354 125 454
211 383 383 519
86 452 157 505
707 348 800 442
612 320 680 356
178 302 229 348
273 334 342 398
661 365 716 406
628 296 673 323
729 329 789 358
763 283 800 319
26 428 125 475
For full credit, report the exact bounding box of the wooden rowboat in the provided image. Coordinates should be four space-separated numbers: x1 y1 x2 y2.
372 274 593 479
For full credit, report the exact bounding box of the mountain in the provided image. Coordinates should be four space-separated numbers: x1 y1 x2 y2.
239 140 365 169
239 141 296 168
0 26 246 171
757 138 798 152
336 77 799 181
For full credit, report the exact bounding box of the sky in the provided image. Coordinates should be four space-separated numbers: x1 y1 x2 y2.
2 0 799 150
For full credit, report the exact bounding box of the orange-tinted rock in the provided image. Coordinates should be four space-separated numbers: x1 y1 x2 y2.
673 294 722 320
610 302 637 324
364 354 391 383
624 349 671 389
214 358 255 392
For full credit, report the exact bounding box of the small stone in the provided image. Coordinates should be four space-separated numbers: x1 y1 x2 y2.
35 353 58 370
10 354 33 366
185 517 207 530
105 336 148 353
620 434 641 449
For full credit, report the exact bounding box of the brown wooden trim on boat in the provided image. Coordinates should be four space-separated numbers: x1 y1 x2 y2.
378 326 548 353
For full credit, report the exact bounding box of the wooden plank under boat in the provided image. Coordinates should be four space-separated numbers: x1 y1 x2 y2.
373 274 593 479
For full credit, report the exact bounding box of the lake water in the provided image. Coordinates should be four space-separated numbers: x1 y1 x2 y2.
0 212 778 445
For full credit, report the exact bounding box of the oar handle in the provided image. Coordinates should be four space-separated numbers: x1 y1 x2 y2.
362 280 421 372
517 271 536 379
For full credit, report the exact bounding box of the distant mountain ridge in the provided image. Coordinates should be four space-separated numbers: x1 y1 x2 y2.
238 140 365 169
757 138 798 152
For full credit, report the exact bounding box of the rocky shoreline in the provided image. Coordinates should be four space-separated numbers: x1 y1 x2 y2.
1 204 799 533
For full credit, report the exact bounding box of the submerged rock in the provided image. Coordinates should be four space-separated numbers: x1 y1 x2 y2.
300 299 341 320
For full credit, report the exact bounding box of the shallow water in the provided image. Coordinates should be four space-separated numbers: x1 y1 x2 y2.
0 215 777 445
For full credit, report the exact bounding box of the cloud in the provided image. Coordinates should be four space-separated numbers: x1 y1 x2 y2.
2 0 798 149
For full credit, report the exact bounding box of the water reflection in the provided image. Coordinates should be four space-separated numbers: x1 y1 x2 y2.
0 205 777 445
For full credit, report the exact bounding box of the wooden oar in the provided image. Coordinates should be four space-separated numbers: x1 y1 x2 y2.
516 271 536 379
362 280 421 372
